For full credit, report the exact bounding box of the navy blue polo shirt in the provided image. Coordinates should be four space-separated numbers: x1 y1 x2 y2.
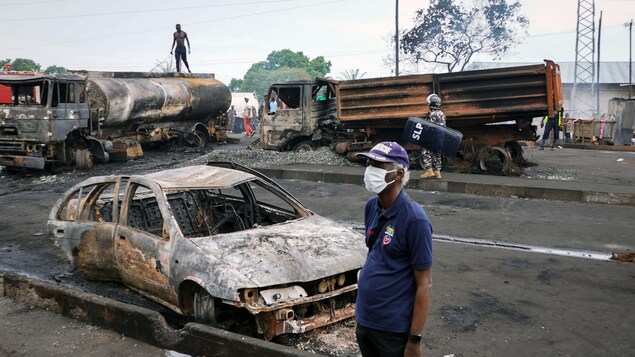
356 190 433 333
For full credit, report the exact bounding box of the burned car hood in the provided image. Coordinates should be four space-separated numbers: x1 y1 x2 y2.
190 215 366 288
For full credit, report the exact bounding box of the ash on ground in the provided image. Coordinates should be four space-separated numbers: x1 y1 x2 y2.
180 147 361 169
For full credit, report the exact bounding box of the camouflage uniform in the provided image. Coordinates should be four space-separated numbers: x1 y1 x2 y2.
421 109 447 170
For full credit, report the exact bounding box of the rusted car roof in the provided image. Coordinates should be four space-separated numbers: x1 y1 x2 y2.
143 165 255 189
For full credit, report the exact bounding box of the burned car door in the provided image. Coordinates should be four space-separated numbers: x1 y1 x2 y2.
47 177 125 281
114 181 177 306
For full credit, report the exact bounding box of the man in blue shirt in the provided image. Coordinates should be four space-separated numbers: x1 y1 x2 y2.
355 142 433 357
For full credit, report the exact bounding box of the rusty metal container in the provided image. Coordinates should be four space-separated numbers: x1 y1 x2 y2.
336 60 563 129
79 72 231 127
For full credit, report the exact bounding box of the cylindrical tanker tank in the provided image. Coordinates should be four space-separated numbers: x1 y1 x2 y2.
85 75 231 127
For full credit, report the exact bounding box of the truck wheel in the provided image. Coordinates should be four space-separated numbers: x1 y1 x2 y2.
478 146 511 175
193 288 216 325
293 140 315 152
195 129 209 148
75 149 93 170
505 141 527 166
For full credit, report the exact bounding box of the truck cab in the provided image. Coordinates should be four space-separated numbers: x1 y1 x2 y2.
0 73 90 169
260 78 340 152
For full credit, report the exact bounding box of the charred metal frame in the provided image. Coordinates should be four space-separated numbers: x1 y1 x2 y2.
47 164 366 340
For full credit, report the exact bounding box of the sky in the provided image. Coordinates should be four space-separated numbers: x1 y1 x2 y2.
0 0 633 85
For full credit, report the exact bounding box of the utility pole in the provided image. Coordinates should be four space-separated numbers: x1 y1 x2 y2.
596 10 602 115
629 19 633 98
572 0 596 118
395 0 399 76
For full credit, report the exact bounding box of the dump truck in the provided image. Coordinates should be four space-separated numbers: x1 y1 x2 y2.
258 60 563 174
0 71 231 170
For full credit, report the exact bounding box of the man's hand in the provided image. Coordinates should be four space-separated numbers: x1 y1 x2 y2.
540 122 544 128
404 340 422 357
170 51 173 55
188 49 191 54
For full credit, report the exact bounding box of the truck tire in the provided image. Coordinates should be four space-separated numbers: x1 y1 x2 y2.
195 129 209 148
478 146 511 175
293 140 315 152
75 149 93 170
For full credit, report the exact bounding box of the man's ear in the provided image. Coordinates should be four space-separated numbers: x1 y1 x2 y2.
396 168 405 180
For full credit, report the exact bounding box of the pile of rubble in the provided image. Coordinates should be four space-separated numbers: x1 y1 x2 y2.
181 147 360 168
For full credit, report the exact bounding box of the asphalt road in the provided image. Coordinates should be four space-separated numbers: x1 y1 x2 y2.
0 144 634 356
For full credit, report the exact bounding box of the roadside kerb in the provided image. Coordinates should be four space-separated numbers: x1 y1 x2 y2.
0 271 316 357
256 166 635 207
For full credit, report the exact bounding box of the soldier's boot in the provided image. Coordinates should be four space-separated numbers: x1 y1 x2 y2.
420 168 435 179
433 170 442 179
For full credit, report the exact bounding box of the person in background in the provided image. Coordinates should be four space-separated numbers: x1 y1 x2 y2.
227 105 237 132
355 142 433 357
563 113 575 144
540 107 563 150
420 94 447 179
269 92 279 114
170 24 192 73
259 94 266 120
242 97 254 137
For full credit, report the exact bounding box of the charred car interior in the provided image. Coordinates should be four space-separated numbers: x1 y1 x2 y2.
47 162 367 340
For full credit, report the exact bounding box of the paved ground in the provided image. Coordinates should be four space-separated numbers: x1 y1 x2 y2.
0 140 635 356
256 145 635 207
0 297 167 357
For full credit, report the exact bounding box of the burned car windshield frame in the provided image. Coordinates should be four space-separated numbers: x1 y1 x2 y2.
160 178 310 238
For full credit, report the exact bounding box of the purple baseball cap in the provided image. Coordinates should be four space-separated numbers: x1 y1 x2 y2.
356 141 409 169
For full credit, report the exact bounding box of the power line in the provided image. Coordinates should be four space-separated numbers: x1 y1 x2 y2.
528 23 625 38
2 0 348 51
0 0 315 21
0 0 69 7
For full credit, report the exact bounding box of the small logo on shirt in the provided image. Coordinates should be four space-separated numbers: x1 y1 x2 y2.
382 225 394 245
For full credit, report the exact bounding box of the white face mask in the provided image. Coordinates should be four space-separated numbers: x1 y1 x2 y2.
364 166 396 194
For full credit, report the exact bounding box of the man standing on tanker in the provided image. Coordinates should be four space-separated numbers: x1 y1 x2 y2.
170 24 192 73
420 94 447 179
355 142 433 357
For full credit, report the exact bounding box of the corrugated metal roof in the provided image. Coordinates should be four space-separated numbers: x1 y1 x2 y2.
468 61 632 84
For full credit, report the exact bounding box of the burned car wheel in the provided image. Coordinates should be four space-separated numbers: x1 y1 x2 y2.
194 288 216 325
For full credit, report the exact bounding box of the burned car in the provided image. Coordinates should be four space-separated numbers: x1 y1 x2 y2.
47 162 366 340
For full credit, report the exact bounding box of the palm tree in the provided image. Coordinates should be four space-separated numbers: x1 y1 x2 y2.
339 68 367 80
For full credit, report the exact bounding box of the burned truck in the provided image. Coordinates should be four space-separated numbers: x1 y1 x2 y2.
0 71 231 170
258 60 563 174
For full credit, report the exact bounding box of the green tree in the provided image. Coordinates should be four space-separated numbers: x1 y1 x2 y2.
44 65 67 74
0 58 10 68
230 49 332 98
10 58 41 72
243 67 312 99
229 78 244 92
339 69 367 80
401 0 528 72
263 49 331 77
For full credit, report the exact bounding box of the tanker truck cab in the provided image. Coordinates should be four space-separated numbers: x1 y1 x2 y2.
0 73 91 169
261 78 338 152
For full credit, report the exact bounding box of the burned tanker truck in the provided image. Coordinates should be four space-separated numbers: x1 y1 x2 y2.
0 71 231 170
258 60 563 175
